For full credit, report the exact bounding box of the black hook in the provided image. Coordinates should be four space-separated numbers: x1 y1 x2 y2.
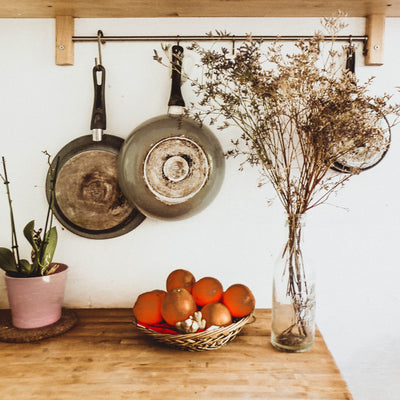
346 35 356 75
362 36 369 57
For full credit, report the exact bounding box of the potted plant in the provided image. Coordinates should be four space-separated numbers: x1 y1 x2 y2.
155 16 400 351
0 152 68 329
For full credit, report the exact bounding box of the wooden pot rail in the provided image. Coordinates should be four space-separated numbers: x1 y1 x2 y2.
55 14 386 66
0 308 353 400
0 1 392 65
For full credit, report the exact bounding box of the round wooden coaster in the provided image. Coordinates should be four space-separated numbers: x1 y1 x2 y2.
0 308 78 343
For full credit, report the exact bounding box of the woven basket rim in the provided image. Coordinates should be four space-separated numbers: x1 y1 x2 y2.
134 311 254 340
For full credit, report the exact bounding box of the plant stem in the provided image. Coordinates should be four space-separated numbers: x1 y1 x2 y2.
1 157 21 272
276 214 310 345
39 153 59 264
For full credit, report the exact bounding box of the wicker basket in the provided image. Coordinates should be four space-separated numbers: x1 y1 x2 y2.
134 313 254 352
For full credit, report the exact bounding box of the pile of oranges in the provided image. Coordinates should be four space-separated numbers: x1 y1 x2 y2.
133 268 255 331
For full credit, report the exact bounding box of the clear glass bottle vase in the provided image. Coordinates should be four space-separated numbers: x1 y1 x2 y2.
271 213 316 352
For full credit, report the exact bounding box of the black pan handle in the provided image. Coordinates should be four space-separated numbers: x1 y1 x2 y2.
91 64 106 141
346 47 356 74
168 45 185 114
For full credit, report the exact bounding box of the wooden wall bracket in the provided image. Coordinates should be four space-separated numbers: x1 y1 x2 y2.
365 14 385 65
56 16 74 65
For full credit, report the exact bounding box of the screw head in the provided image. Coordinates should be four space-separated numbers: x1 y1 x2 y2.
374 44 380 50
59 45 65 50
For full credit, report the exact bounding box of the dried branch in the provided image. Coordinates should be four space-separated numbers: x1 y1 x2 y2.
184 20 400 216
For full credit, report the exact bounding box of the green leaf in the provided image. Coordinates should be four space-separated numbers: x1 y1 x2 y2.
19 259 33 275
23 220 39 252
0 248 18 273
39 226 57 272
30 257 40 276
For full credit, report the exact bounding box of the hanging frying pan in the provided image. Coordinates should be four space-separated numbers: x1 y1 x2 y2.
46 62 145 239
330 45 391 173
118 45 225 220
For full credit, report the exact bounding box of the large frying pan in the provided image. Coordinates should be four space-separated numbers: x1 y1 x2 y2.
118 45 225 220
330 46 391 173
46 63 145 239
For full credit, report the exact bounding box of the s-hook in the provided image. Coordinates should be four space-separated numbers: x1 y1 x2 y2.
95 30 104 68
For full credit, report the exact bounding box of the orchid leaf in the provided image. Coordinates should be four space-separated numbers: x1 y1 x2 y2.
39 226 57 272
19 259 33 275
23 220 39 252
0 247 18 273
31 257 40 276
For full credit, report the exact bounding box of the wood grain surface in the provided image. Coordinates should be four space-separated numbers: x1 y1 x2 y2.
0 0 398 18
55 16 74 65
0 308 353 400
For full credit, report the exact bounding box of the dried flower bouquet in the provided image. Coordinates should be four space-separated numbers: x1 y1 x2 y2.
155 17 400 350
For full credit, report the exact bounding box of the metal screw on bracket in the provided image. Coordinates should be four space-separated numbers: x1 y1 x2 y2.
374 44 380 50
59 45 65 50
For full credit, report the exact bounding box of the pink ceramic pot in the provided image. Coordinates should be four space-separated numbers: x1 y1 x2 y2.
5 263 68 329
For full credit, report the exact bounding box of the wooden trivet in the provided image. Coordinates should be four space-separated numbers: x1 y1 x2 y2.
0 308 78 343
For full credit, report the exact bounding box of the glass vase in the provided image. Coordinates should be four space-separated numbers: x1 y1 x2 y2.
271 213 316 352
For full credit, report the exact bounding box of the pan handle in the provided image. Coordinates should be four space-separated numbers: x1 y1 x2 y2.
168 45 185 116
90 64 106 141
345 48 355 74
345 44 356 86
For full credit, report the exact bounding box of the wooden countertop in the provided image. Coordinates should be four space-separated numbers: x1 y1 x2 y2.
0 308 353 400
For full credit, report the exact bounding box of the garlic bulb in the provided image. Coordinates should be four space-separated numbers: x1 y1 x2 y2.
175 311 206 333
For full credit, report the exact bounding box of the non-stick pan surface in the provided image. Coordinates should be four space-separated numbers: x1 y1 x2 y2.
46 64 145 239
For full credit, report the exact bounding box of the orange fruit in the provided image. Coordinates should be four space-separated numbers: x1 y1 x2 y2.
201 302 232 328
161 287 197 326
192 277 223 307
166 268 196 293
151 289 167 295
222 284 255 318
133 290 166 325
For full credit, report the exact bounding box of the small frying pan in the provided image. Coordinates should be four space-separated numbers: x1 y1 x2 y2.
330 46 391 173
118 45 225 220
46 63 145 239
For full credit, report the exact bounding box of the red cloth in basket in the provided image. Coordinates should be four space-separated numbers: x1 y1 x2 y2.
137 321 206 335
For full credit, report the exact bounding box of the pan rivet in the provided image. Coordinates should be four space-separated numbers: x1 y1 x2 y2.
59 45 65 50
374 44 380 50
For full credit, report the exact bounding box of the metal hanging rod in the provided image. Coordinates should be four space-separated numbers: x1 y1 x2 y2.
72 34 368 43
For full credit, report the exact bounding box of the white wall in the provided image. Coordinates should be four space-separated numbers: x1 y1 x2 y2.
0 17 399 400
